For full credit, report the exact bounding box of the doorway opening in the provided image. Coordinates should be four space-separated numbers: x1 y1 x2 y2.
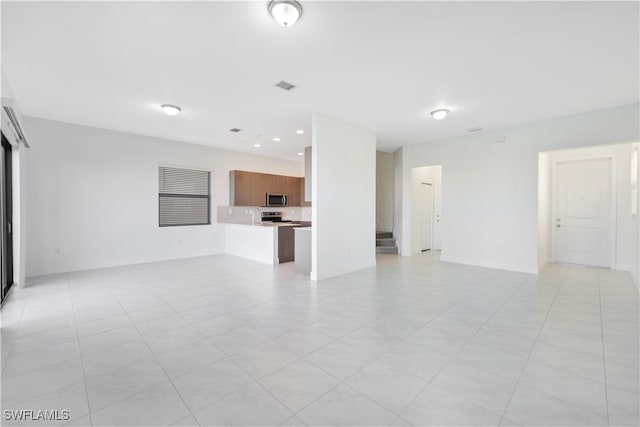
538 143 636 271
411 165 442 256
1 133 13 304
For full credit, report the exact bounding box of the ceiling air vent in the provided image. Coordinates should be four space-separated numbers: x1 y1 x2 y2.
229 128 242 133
275 81 296 91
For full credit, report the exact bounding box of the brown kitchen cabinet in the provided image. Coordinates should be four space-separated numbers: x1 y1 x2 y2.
229 170 304 206
278 226 295 263
278 176 301 207
251 173 277 207
229 170 252 206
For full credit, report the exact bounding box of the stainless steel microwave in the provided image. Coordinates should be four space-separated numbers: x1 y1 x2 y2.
266 193 288 207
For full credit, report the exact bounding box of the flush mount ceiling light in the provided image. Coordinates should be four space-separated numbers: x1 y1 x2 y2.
273 137 281 142
161 104 181 116
269 0 302 28
297 152 304 156
296 130 304 134
253 144 261 148
430 109 450 120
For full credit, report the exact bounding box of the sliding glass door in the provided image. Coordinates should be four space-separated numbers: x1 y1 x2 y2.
1 133 13 304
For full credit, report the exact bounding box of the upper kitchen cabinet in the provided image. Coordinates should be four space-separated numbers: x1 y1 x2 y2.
277 175 301 207
229 170 304 207
251 173 277 206
229 170 252 206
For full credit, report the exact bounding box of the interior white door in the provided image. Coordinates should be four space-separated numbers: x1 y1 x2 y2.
419 183 433 251
555 158 612 267
433 180 442 250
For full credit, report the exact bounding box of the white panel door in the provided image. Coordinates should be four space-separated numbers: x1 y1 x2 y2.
419 183 433 251
433 181 442 250
555 158 612 267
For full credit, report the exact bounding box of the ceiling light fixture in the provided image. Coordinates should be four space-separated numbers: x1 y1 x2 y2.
268 0 302 28
253 144 261 148
430 109 450 120
296 130 304 134
297 152 304 156
273 137 281 142
161 104 181 116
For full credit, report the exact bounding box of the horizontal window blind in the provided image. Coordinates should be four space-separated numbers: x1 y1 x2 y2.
159 167 210 226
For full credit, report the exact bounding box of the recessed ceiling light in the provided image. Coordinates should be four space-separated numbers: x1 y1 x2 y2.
296 130 304 134
273 137 281 142
430 109 450 120
297 152 304 156
253 144 261 148
268 0 302 28
161 104 181 116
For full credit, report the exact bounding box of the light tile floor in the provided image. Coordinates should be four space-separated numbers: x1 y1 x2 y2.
1 252 638 426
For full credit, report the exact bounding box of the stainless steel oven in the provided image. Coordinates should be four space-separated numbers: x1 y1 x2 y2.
266 193 288 207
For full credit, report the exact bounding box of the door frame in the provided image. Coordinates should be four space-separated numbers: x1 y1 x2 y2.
550 154 617 268
1 133 13 304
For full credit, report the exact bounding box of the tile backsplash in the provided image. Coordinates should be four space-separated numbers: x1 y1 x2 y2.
217 206 312 225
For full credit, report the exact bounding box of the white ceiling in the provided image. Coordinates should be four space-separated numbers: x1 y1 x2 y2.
2 1 638 161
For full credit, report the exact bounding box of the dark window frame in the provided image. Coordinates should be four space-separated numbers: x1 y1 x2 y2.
158 167 211 227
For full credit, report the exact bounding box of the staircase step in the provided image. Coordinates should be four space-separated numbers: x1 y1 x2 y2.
376 246 398 254
376 231 393 239
376 238 396 247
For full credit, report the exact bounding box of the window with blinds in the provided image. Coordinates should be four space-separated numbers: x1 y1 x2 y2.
158 167 210 226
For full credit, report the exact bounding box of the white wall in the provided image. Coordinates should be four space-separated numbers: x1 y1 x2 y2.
24 116 302 277
312 112 376 281
537 152 551 270
393 148 404 249
399 103 640 274
545 143 634 271
376 151 394 232
628 143 639 287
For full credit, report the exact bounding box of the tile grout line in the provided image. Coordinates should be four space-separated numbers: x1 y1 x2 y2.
388 274 532 425
155 285 306 424
173 271 460 425
67 272 95 427
294 270 528 425
597 270 611 426
496 264 570 425
1 284 31 374
108 288 203 427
